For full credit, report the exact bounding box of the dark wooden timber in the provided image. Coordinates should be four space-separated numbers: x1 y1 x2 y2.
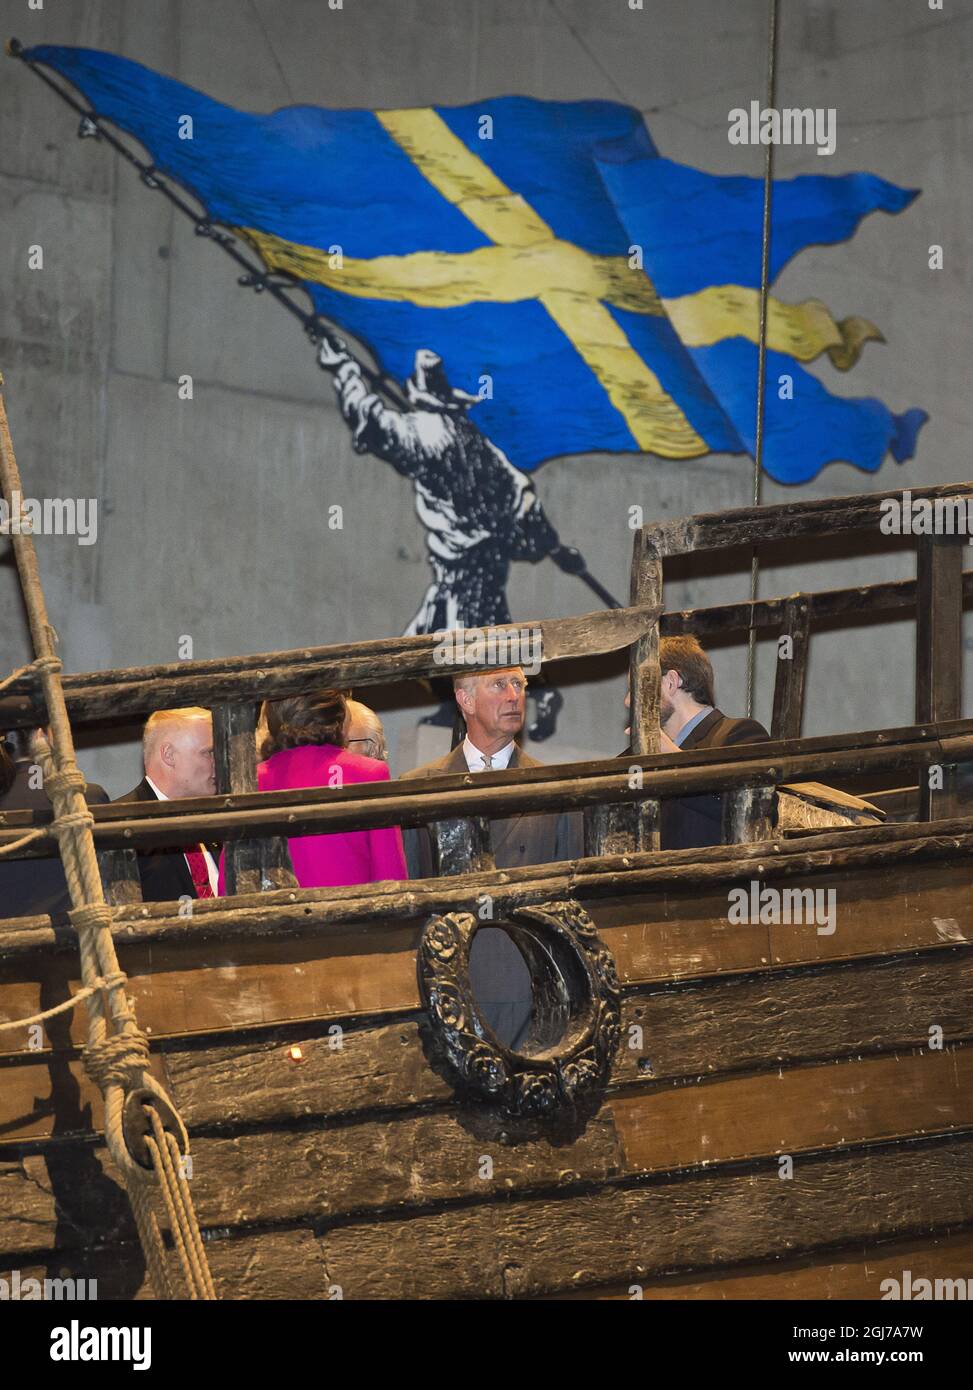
3 943 969 1143
917 535 964 821
771 595 810 740
212 701 296 894
0 605 659 729
640 481 973 558
722 785 778 844
431 817 495 875
662 570 973 640
4 811 973 963
5 729 973 858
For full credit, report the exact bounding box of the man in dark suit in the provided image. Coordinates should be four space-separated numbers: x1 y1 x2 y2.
402 667 581 1046
646 635 770 850
0 728 110 922
115 707 219 902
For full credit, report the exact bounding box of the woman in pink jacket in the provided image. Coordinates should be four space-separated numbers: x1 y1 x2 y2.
219 690 407 891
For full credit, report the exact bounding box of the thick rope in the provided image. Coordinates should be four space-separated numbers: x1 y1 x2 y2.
0 386 216 1300
0 970 126 1033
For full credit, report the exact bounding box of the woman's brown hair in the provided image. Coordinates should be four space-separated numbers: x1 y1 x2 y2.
260 691 348 760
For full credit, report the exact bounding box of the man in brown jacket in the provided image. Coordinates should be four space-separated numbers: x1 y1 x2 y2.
401 667 581 1046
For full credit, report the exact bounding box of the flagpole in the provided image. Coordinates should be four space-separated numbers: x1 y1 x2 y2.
4 37 409 408
746 0 780 720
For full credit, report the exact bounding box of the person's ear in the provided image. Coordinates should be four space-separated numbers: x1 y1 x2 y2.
160 740 176 768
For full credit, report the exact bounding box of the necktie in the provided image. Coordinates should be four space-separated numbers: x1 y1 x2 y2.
481 752 493 770
183 844 214 899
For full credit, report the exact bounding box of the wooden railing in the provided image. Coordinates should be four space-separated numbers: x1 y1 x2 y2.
2 483 971 913
630 481 973 832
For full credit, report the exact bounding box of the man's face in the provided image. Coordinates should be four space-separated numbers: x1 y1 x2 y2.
163 720 216 798
461 668 526 744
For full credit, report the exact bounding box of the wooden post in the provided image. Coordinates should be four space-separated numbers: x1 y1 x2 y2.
584 798 659 857
624 531 663 851
212 701 297 894
722 785 777 844
430 817 495 875
771 595 810 741
97 848 142 906
916 535 963 820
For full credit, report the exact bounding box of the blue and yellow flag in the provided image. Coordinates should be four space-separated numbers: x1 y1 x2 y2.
27 45 927 484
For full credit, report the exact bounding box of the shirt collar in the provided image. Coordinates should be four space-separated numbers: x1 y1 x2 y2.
673 705 714 747
463 736 515 771
145 775 168 801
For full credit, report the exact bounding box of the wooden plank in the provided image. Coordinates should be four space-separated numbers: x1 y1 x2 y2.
546 1228 973 1300
6 718 973 860
662 571 973 642
4 1133 972 1299
0 1226 335 1303
306 1138 973 1298
0 606 659 729
611 1046 973 1175
643 482 973 558
2 856 972 1056
2 1045 970 1260
771 595 811 740
4 943 968 1143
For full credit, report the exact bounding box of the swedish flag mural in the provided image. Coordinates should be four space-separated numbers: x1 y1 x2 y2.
24 45 925 486
21 42 928 737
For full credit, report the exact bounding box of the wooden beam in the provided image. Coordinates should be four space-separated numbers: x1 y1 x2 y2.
771 595 810 740
6 730 973 859
643 482 973 558
0 605 660 730
5 812 973 966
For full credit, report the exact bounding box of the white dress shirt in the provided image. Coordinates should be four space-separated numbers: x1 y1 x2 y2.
145 775 219 895
462 737 515 773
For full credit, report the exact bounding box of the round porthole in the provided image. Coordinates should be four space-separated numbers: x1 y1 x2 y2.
418 898 621 1115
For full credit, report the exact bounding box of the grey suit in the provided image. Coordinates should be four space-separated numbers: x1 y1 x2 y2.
401 741 582 1049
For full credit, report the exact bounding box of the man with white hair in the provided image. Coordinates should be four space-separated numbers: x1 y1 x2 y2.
343 698 388 762
401 667 581 1047
115 706 218 901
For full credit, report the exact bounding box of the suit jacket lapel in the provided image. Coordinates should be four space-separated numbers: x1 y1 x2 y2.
680 708 723 750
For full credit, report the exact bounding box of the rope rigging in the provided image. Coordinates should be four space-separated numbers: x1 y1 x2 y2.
0 382 216 1300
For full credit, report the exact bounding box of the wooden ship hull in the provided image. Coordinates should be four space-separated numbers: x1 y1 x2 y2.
3 815 973 1300
2 468 973 1300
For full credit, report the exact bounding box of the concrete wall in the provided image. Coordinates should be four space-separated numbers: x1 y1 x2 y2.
1 0 970 792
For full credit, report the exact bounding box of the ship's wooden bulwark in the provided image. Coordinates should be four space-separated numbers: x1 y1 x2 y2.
2 831 972 1300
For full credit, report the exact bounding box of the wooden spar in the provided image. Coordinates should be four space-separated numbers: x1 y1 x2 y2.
625 529 662 851
663 570 973 639
0 604 659 729
770 594 810 740
3 571 972 732
5 811 973 962
3 729 972 858
641 480 973 558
